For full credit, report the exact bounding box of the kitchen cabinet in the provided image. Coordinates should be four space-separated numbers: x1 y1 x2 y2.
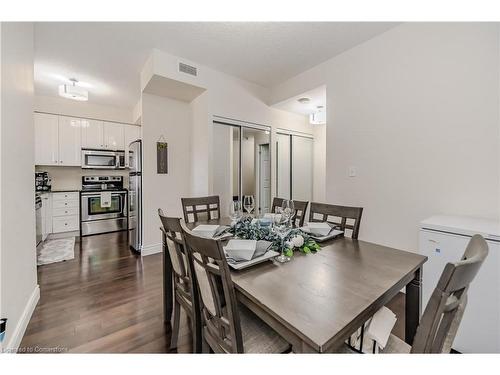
81 119 104 149
52 192 80 233
124 125 141 167
40 193 52 241
34 114 82 166
104 122 125 150
58 116 82 166
34 113 59 166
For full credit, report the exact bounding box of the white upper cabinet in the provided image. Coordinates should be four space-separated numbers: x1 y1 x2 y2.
58 116 82 166
103 122 125 150
34 113 59 166
81 119 104 149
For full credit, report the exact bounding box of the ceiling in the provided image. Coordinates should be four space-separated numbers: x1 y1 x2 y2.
274 85 326 116
34 22 397 108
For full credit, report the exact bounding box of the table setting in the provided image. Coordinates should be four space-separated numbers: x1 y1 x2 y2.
189 196 344 270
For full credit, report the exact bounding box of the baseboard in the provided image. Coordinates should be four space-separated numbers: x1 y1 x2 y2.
141 242 162 256
2 285 40 353
47 231 79 240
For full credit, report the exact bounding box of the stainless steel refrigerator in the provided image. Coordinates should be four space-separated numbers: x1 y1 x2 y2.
128 140 142 252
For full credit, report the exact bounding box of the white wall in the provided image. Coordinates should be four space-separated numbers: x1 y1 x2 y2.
141 93 191 254
35 95 134 124
142 50 314 201
324 23 500 252
0 22 38 351
313 124 326 202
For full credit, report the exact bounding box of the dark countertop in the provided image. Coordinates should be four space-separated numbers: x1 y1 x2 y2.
48 189 81 193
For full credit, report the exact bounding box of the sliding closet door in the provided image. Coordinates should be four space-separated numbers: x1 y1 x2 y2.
276 133 291 199
292 136 313 202
212 123 240 217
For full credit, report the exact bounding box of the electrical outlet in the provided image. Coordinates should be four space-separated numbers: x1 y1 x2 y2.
348 166 357 177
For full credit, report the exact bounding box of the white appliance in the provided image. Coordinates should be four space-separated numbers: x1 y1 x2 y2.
419 215 500 353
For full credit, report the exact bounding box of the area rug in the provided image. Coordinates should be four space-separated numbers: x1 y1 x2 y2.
37 237 75 266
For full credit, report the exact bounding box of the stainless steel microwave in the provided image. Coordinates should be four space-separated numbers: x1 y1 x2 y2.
81 149 126 169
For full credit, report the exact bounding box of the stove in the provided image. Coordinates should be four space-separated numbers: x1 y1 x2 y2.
80 175 128 236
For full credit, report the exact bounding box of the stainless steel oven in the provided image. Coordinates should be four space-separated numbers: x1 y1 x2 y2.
80 176 128 236
81 149 126 169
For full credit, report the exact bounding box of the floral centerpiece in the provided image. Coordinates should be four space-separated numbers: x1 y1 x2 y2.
228 216 321 258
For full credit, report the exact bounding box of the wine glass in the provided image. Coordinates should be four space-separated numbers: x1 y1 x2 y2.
281 199 295 226
243 195 255 216
273 211 292 263
229 200 242 225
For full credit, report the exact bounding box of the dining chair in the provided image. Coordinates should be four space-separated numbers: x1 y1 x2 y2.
340 234 489 354
181 196 221 223
271 197 309 227
308 202 363 239
158 209 200 352
182 228 291 354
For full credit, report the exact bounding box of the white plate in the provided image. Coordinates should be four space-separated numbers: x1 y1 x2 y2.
227 250 280 270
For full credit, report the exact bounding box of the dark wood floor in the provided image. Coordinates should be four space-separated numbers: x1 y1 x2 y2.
20 231 405 353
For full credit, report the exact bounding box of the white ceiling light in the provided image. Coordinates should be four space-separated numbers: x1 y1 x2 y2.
58 78 88 101
297 97 310 104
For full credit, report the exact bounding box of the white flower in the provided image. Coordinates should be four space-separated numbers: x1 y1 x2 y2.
292 235 304 248
285 240 294 248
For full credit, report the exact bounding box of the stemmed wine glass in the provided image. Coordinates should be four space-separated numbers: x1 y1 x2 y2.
273 207 292 263
281 199 296 227
229 200 242 225
243 195 255 216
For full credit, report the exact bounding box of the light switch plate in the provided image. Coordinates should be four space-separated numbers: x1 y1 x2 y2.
348 166 357 177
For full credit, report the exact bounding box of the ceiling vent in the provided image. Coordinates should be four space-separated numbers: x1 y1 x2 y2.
178 62 198 77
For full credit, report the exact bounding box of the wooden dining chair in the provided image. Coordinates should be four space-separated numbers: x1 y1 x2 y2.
271 197 309 227
158 209 200 352
340 234 489 354
182 228 291 354
181 196 221 223
308 202 363 239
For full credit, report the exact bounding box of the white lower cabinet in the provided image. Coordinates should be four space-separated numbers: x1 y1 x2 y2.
51 192 80 234
40 193 52 241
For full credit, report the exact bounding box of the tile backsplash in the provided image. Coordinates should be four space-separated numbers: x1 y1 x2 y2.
35 166 129 190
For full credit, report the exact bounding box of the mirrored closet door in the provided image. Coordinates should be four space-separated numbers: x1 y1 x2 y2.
212 120 271 217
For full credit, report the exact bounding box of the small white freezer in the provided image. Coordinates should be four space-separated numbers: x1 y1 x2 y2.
419 215 500 353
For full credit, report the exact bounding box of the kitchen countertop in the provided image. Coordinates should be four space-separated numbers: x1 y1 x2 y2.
47 189 81 193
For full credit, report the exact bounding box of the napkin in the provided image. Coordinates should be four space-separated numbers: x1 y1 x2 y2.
224 240 272 262
192 225 220 238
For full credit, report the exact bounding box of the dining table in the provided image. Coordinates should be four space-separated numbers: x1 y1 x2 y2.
162 217 427 353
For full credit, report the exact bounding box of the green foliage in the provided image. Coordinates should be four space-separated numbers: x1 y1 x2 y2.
228 217 321 257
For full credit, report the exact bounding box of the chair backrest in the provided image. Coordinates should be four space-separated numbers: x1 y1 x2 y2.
308 202 363 239
411 234 489 353
182 227 244 353
181 196 221 223
158 209 191 303
271 197 309 227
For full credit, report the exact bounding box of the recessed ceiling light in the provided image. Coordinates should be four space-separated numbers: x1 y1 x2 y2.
297 97 310 104
58 78 89 101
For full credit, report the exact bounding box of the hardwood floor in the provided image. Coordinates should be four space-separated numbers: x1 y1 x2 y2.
20 231 405 353
20 232 193 353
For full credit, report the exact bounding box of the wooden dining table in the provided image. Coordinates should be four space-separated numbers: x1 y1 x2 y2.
162 218 427 353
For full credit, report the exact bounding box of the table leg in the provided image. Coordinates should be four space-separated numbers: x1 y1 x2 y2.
405 267 422 345
162 231 173 324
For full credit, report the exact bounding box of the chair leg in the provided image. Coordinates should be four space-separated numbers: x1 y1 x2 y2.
201 335 210 353
170 299 181 349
